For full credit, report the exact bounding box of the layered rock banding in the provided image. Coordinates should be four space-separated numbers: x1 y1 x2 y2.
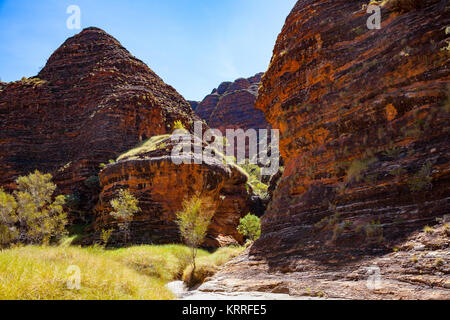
204 0 450 299
94 133 252 247
195 73 270 133
0 27 199 219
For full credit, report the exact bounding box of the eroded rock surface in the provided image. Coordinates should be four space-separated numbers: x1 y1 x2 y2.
205 0 450 299
0 27 199 218
199 221 449 299
195 73 270 133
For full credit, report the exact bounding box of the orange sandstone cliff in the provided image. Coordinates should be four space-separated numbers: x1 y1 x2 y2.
199 0 450 299
195 73 270 133
93 134 252 247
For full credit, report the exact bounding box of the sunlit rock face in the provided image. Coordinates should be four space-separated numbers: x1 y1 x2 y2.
94 134 252 248
195 73 271 133
206 0 450 299
0 27 199 219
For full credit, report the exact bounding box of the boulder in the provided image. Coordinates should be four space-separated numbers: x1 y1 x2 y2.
94 133 253 247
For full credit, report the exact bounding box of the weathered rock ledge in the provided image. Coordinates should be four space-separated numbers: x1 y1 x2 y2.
93 133 253 247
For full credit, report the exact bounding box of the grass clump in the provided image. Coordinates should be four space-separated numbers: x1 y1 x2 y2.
408 161 433 192
182 246 244 287
346 157 376 183
176 194 214 284
117 135 171 161
0 171 67 247
237 213 261 242
103 244 194 281
182 262 218 287
0 244 245 299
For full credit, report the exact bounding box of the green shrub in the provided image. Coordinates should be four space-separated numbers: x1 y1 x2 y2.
173 120 186 131
237 213 261 242
0 171 68 246
84 175 100 189
365 221 384 243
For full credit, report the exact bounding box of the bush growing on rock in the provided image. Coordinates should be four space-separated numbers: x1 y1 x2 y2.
237 213 261 242
0 171 67 246
173 120 185 130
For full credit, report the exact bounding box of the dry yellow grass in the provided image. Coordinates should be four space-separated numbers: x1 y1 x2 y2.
0 245 174 300
0 244 244 300
117 135 171 161
182 246 244 287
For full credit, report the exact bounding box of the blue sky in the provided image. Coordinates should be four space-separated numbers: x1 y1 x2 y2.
0 0 296 100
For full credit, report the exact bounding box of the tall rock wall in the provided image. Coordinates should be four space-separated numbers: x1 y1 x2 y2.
201 0 450 299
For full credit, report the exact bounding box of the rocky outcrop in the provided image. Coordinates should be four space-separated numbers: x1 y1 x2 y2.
188 100 199 111
195 73 270 132
206 0 450 299
197 219 450 299
94 133 252 247
0 27 199 219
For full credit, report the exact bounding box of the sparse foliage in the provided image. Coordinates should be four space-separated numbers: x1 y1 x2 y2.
0 171 68 246
110 189 140 243
175 194 214 278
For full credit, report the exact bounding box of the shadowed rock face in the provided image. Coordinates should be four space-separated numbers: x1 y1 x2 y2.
94 134 252 247
0 27 199 218
206 0 450 298
195 73 271 132
188 100 199 111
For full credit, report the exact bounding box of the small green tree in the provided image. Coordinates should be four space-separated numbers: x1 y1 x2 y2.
0 171 68 246
109 189 140 243
237 213 261 242
176 194 214 277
